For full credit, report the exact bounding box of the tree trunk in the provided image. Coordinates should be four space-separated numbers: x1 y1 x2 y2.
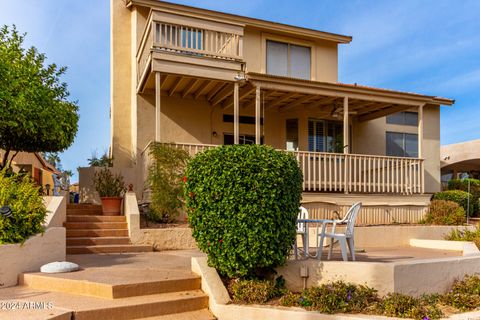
1 149 10 170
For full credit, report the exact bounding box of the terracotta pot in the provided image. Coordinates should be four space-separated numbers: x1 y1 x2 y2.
100 197 123 216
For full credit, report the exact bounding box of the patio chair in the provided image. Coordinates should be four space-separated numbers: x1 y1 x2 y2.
316 202 362 261
293 206 309 259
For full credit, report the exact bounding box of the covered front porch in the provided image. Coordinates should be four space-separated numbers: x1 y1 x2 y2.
139 70 453 195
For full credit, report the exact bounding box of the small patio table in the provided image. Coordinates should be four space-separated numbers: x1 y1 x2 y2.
297 218 332 259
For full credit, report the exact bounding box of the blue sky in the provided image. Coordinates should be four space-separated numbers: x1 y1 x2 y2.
1 0 480 181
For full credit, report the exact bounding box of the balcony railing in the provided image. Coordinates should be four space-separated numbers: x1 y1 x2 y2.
141 142 424 195
137 16 243 84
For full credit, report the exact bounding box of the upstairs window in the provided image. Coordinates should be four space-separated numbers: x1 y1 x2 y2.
386 111 418 126
386 132 418 158
266 40 311 80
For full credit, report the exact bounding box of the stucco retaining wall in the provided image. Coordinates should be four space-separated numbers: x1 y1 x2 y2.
124 192 197 250
192 256 480 320
0 195 67 288
0 227 66 288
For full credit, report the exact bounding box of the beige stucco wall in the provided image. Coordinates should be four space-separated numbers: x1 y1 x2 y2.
353 105 441 193
242 27 338 82
111 0 133 168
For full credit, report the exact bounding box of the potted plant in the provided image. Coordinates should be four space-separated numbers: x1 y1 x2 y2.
92 167 127 215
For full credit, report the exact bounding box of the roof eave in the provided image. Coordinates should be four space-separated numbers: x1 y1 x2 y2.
128 0 352 44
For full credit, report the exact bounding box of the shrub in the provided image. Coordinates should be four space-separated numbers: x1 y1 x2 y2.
432 190 473 215
185 145 303 278
447 178 480 216
441 275 480 311
0 170 47 244
147 143 190 223
92 167 126 197
229 278 285 304
301 281 379 314
376 293 443 319
423 200 465 225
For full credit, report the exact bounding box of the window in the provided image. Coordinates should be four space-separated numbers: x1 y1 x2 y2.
308 119 343 153
386 132 418 157
286 119 298 151
266 40 311 80
386 112 418 126
224 134 263 145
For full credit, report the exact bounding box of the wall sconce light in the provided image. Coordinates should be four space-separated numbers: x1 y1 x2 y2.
212 131 218 137
0 206 13 219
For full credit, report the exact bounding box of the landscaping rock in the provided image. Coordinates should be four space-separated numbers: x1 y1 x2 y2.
40 261 79 273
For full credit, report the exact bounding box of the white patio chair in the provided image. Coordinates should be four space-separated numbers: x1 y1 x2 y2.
316 202 362 261
293 206 309 259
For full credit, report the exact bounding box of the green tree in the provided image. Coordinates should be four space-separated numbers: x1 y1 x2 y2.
0 25 79 169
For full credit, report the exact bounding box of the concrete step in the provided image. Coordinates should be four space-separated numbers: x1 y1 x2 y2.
0 286 209 320
136 309 215 320
64 222 128 230
67 237 131 246
66 244 153 254
67 229 129 238
67 204 102 210
20 269 201 299
67 215 126 222
67 208 103 215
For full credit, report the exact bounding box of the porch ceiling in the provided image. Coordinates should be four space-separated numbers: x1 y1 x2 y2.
145 72 454 123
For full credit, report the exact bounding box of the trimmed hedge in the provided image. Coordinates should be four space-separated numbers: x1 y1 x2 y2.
0 170 47 243
447 178 480 216
184 145 303 277
423 200 465 225
432 190 474 215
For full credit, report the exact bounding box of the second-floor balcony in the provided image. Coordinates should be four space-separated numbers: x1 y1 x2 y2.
137 10 244 89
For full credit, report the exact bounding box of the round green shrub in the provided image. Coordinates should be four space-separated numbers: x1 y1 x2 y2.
0 170 47 244
184 145 303 278
447 178 480 216
432 190 473 215
424 200 465 225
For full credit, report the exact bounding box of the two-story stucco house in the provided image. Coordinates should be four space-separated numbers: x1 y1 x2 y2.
108 0 454 223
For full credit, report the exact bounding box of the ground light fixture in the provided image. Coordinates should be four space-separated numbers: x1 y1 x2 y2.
0 205 13 219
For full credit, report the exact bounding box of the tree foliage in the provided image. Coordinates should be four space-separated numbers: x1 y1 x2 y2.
0 25 79 169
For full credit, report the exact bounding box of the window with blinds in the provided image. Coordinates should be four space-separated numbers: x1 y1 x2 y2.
308 120 344 153
266 40 311 80
386 132 418 157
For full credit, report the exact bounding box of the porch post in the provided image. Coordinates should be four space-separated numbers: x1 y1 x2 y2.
255 86 261 144
155 72 161 142
343 96 349 154
418 104 424 158
234 82 240 144
343 96 349 194
418 104 425 193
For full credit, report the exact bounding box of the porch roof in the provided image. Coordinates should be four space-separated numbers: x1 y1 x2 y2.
154 71 454 122
245 72 455 122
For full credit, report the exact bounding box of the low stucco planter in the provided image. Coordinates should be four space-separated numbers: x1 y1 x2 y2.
0 227 66 288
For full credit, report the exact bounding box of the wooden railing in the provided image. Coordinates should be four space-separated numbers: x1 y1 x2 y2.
291 151 424 195
141 142 424 195
153 22 243 61
136 16 243 84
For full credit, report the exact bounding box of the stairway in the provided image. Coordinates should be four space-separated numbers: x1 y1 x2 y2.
7 252 215 320
65 204 152 254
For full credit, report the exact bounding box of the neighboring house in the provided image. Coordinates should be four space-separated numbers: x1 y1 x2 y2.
107 0 454 223
441 140 480 187
0 150 61 194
